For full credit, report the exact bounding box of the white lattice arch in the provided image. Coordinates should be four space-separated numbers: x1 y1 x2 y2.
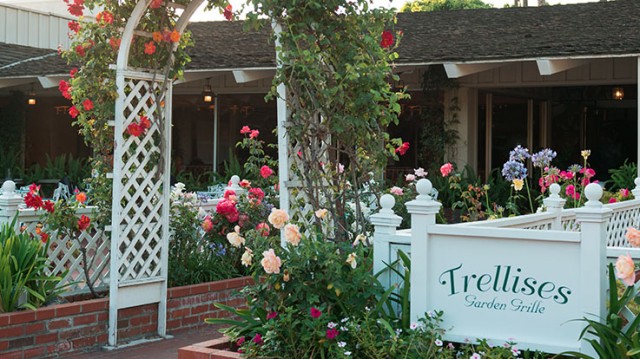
109 0 205 346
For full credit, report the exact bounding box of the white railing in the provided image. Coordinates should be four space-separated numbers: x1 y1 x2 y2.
0 177 244 296
451 180 640 259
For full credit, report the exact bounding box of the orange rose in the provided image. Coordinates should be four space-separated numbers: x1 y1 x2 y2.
626 227 640 248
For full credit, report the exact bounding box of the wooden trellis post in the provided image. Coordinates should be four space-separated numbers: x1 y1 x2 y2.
108 0 204 346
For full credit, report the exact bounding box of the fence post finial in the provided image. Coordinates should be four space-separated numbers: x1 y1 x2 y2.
583 183 603 208
543 183 566 230
225 175 245 196
0 180 23 228
632 177 640 198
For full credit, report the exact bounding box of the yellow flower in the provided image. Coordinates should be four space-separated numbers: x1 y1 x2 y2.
512 178 524 191
581 149 591 160
241 247 253 267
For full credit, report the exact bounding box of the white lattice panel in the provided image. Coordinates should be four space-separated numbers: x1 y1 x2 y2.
17 209 109 294
112 76 168 283
606 206 640 247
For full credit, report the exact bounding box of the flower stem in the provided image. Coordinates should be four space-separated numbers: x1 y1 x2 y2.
524 178 534 213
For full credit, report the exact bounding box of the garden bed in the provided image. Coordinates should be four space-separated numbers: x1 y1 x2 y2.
0 277 251 358
178 336 242 359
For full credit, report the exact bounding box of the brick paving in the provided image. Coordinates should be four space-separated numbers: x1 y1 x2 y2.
66 325 225 359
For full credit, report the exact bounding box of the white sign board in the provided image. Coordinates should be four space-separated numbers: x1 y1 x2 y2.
417 226 585 354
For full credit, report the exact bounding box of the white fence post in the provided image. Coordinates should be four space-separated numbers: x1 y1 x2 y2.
370 194 402 289
632 177 640 198
405 179 441 323
0 180 23 230
543 183 566 230
575 183 611 354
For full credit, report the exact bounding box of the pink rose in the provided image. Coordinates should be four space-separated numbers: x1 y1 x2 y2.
405 174 416 182
260 248 282 274
240 126 251 134
248 187 265 201
260 165 274 178
268 208 289 229
223 190 236 200
239 179 251 188
256 222 270 236
626 227 640 248
440 162 454 177
202 217 213 232
284 223 301 246
216 199 239 223
609 198 618 203
616 254 636 286
250 130 260 139
620 188 630 198
390 186 403 196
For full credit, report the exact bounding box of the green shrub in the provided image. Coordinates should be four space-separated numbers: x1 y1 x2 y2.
0 219 64 312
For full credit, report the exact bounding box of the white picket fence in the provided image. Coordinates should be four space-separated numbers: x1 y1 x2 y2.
0 177 245 296
371 178 640 355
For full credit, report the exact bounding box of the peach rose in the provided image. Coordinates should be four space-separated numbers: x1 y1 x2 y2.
261 249 282 274
626 227 640 248
315 209 328 219
226 226 245 248
616 254 636 286
268 208 289 229
284 223 301 246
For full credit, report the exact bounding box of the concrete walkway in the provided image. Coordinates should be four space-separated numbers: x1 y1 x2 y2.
66 326 225 359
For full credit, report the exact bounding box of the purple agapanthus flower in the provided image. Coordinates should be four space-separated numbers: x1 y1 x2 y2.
502 160 527 181
509 145 530 162
531 148 557 168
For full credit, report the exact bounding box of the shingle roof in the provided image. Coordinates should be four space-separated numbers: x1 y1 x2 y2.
187 21 274 69
0 43 62 76
395 0 640 63
1 0 639 78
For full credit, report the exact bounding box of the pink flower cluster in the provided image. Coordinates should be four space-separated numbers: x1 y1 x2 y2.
240 125 260 139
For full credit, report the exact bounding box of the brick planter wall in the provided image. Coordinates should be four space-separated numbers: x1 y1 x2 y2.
0 277 252 359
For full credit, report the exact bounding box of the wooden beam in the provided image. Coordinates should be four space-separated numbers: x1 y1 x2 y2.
536 58 589 76
443 62 505 78
232 69 275 83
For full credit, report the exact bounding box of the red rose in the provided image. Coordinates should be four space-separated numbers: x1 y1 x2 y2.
223 4 233 21
77 215 91 231
68 21 80 33
75 44 86 57
139 116 151 129
68 106 79 118
67 3 84 17
150 0 163 9
42 200 55 214
24 192 43 209
380 30 394 48
58 80 70 93
127 123 144 137
395 142 409 156
144 41 156 55
70 68 78 78
82 99 94 111
109 37 121 51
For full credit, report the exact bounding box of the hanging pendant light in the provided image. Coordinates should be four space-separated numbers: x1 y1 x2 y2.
202 79 213 103
27 84 37 105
